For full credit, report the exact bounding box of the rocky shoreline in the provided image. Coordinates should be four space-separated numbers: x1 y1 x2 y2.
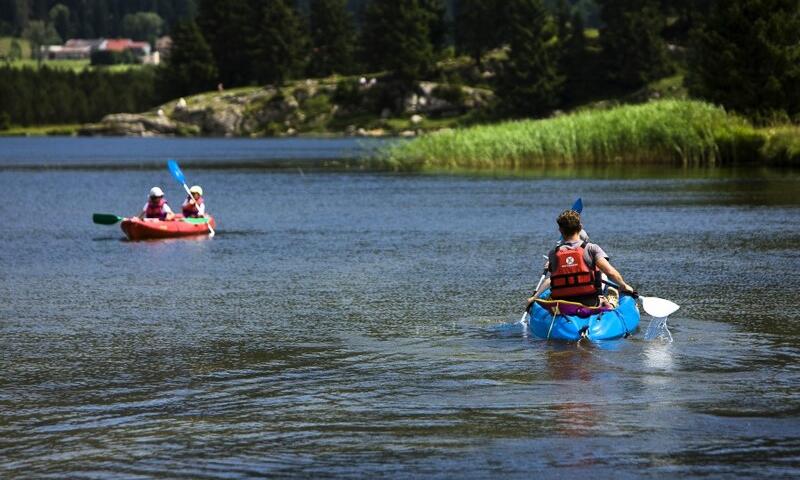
79 78 493 138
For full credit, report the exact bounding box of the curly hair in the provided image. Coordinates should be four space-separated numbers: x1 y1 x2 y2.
556 209 582 236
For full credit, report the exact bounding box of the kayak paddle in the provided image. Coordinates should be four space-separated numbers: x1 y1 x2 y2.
167 158 215 237
602 279 680 318
93 213 124 225
521 198 583 323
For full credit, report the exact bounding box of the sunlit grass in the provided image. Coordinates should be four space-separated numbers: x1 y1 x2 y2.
0 36 32 58
2 58 147 72
381 100 762 171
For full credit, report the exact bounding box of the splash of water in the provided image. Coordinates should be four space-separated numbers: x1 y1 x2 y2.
644 316 673 342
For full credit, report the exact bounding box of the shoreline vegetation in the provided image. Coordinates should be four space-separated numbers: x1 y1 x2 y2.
4 98 800 171
379 100 800 171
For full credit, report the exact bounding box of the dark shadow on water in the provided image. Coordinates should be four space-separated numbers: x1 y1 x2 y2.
91 230 266 243
91 236 125 242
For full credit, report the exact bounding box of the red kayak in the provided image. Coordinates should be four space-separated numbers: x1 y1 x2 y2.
120 216 216 241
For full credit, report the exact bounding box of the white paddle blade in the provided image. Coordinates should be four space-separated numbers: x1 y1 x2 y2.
641 296 680 318
519 311 530 324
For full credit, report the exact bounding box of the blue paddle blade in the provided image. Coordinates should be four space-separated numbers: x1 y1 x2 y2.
167 159 186 185
571 197 583 214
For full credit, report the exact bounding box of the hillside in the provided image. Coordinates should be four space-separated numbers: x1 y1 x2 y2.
80 73 495 138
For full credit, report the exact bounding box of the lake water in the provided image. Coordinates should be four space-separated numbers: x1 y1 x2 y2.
1 137 799 478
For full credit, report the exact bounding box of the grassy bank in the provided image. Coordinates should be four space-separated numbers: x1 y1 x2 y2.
381 100 798 171
0 124 80 136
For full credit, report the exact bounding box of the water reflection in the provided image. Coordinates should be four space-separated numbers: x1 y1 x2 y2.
543 348 601 439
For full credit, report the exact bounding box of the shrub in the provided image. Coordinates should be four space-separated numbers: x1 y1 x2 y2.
432 84 466 105
333 78 361 107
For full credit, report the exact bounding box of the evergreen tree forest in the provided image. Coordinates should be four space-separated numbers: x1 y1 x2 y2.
2 0 800 126
0 66 157 125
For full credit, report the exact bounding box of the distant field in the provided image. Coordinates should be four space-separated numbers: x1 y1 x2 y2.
3 58 148 72
0 37 32 59
1 37 148 71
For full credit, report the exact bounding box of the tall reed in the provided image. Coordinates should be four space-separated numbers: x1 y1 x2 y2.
382 100 756 171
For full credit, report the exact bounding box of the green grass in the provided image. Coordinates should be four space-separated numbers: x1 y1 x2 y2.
2 58 147 72
760 126 800 166
0 123 80 136
0 37 31 59
381 99 765 171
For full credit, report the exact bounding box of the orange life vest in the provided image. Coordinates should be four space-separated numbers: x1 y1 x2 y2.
549 241 601 299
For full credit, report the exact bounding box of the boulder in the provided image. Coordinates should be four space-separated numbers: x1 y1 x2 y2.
80 113 182 136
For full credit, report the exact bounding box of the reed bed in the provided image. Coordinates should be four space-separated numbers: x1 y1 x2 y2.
382 100 757 171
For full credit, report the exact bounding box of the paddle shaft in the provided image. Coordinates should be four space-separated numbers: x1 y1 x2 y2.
602 279 680 317
169 159 214 236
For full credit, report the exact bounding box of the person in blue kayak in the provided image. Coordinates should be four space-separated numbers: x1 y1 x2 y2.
136 186 175 220
529 209 633 307
181 185 207 218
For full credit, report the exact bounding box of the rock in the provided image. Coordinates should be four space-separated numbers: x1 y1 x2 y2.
286 128 297 136
359 128 385 137
79 113 182 137
171 105 243 136
404 93 420 112
285 95 299 109
399 130 416 137
291 110 306 123
294 85 316 102
410 114 423 124
176 97 187 110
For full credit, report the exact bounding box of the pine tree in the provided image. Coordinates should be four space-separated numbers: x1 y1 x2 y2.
561 10 591 104
597 0 671 89
497 0 564 117
159 20 218 98
454 0 505 66
308 0 356 77
361 0 434 81
421 0 448 53
687 0 800 119
197 0 255 87
48 3 70 41
22 20 61 64
555 0 571 42
252 0 308 85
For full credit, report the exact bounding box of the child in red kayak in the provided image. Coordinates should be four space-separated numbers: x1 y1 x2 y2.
136 187 175 220
181 185 207 218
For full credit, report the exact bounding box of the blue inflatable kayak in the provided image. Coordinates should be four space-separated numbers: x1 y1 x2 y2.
528 289 640 341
